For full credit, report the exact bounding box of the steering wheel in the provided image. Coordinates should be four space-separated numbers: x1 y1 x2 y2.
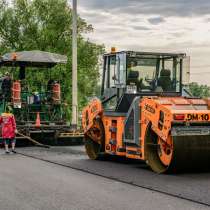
145 76 156 90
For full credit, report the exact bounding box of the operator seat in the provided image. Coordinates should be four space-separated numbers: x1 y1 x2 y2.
157 69 172 91
127 71 142 90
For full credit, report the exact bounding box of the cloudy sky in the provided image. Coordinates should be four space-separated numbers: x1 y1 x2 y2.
76 0 210 85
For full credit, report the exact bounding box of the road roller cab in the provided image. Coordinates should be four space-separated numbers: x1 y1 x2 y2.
82 50 210 173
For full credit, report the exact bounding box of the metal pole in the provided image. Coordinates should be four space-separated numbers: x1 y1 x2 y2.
71 0 78 128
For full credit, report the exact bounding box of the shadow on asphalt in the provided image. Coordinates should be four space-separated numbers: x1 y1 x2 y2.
16 144 210 175
94 155 210 175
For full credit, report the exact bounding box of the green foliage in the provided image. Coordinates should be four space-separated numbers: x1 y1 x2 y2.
189 82 210 98
0 0 104 120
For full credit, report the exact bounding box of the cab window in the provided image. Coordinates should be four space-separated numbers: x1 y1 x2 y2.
101 55 117 110
109 56 116 88
127 58 157 91
127 56 181 93
102 55 116 91
158 58 181 92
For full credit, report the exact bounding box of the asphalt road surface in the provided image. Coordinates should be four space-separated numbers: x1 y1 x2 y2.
18 146 210 206
0 148 208 210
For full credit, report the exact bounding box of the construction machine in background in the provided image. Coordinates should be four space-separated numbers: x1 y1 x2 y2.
0 51 83 145
82 49 210 173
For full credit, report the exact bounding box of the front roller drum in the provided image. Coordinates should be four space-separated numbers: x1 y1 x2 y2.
84 118 105 160
85 138 102 160
146 130 210 173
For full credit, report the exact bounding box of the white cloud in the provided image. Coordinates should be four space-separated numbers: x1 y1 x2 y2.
77 0 210 85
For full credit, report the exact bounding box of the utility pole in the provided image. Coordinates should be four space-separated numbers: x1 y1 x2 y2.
71 0 78 128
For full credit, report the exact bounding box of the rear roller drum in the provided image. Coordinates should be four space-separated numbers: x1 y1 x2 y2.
157 136 173 167
145 127 171 173
145 126 210 173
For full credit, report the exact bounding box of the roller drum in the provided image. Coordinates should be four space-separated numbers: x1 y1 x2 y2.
168 135 210 172
147 126 210 173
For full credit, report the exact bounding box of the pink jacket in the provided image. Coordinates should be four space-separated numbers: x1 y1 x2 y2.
0 113 16 139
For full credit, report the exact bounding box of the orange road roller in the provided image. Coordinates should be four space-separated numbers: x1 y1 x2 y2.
82 50 210 173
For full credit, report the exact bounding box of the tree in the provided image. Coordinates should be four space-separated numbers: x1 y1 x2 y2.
0 0 104 119
189 82 210 98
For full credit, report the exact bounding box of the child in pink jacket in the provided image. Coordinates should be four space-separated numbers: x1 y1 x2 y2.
0 112 17 154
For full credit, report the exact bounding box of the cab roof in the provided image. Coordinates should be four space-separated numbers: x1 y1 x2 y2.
104 51 186 58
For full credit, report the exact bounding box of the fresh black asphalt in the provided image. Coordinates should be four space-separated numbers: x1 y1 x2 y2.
18 146 210 206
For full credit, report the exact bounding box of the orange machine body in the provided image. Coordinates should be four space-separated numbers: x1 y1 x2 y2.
82 96 210 162
103 115 126 156
82 50 210 173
